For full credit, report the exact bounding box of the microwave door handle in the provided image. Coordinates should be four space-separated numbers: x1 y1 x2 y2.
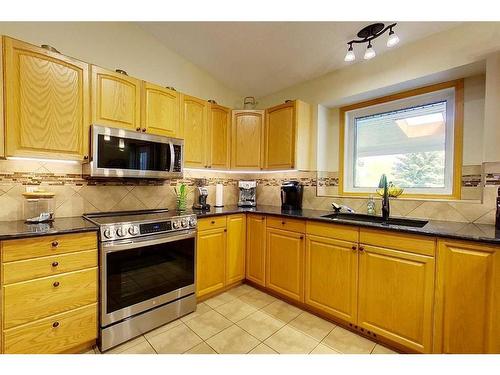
169 142 175 172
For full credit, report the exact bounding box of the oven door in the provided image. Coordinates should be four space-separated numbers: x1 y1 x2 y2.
100 230 196 327
88 125 183 179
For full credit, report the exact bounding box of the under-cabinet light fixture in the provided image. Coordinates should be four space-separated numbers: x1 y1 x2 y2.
7 157 79 164
184 168 299 174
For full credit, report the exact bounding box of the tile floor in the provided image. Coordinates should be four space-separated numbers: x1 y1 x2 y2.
85 284 398 355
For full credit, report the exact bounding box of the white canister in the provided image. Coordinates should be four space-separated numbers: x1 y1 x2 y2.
215 183 224 207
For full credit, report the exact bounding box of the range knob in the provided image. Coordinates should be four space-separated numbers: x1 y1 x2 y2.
103 228 112 239
116 227 125 237
128 226 139 236
181 219 188 228
172 221 180 229
189 217 197 228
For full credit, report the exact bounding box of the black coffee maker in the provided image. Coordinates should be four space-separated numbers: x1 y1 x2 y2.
281 181 303 211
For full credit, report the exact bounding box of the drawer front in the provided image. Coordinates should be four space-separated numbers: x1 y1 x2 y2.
266 216 305 233
198 216 227 231
2 249 97 284
3 267 98 329
2 232 97 262
3 303 97 354
359 228 435 257
306 221 359 242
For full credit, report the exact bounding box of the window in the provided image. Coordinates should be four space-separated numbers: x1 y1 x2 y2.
339 80 463 199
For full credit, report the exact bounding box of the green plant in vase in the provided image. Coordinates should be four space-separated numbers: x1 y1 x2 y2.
175 184 188 212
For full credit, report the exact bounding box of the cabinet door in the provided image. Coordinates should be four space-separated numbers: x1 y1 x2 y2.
196 228 226 297
182 95 208 168
305 235 358 324
142 82 180 137
266 227 304 302
434 239 499 354
209 104 231 169
226 214 246 284
265 102 295 169
231 110 264 170
91 65 141 131
3 37 90 160
246 214 266 286
357 245 435 353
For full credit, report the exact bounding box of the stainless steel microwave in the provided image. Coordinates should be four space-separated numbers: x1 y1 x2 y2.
83 125 183 179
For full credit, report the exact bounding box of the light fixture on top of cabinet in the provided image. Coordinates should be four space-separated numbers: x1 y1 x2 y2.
344 22 399 62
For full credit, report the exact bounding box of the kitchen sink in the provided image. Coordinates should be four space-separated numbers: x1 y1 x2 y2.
321 212 428 228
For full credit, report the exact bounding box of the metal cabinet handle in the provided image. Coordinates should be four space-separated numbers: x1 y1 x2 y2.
51 241 59 248
351 245 357 251
52 261 59 267
300 236 304 240
358 246 365 252
136 127 141 131
53 281 60 287
224 229 227 232
142 128 146 132
83 155 89 160
52 321 60 328
211 220 215 224
281 221 285 225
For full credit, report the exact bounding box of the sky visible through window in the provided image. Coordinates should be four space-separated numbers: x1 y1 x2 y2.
353 101 447 188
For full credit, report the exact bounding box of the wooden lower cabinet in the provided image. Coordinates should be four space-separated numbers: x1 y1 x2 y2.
226 214 246 284
305 234 358 324
246 214 267 286
433 239 500 353
266 227 304 302
196 227 226 297
357 245 435 353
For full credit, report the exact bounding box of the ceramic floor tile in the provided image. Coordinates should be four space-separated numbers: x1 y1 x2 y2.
184 309 233 340
322 327 376 354
206 325 260 354
147 323 202 354
184 342 217 354
371 344 398 354
225 284 256 297
264 326 319 354
144 318 183 340
237 289 277 309
261 300 302 323
118 340 157 354
180 302 212 323
204 292 238 308
104 336 149 354
236 310 286 341
288 311 336 341
249 343 278 354
214 298 258 322
310 343 341 354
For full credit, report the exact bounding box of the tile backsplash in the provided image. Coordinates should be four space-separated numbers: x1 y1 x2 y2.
0 159 498 225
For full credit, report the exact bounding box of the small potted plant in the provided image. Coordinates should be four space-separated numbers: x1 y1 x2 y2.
175 184 188 212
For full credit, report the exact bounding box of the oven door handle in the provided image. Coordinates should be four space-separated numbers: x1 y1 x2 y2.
101 230 196 253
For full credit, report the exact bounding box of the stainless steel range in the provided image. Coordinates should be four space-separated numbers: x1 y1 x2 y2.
83 209 197 352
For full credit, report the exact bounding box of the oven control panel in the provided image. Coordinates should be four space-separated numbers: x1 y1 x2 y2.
100 214 197 241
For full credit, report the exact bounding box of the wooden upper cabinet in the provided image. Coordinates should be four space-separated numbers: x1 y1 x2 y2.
182 95 208 168
264 100 312 170
357 244 435 353
434 239 499 354
231 110 265 170
91 65 141 131
246 214 267 286
142 82 180 137
3 37 90 160
208 104 231 169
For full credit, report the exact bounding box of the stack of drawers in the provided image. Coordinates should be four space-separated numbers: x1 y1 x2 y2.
0 232 98 354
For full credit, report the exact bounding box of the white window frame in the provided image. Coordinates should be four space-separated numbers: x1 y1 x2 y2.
342 87 456 196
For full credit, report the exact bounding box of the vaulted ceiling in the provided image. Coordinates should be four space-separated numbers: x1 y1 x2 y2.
138 22 461 98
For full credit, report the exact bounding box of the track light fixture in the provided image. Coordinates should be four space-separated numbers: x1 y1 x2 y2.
344 22 399 62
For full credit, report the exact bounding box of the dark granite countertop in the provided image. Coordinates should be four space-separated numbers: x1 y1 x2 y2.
193 205 500 245
0 217 98 241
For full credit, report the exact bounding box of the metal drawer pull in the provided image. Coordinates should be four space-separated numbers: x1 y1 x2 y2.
52 321 59 328
211 220 215 224
281 221 285 225
52 261 59 267
51 241 59 248
53 281 60 287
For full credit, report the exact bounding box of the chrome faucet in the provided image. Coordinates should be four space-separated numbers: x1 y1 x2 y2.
379 174 390 221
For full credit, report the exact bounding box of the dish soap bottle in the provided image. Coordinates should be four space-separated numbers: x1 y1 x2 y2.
367 195 376 215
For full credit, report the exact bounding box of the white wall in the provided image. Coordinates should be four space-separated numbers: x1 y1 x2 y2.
0 22 243 108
